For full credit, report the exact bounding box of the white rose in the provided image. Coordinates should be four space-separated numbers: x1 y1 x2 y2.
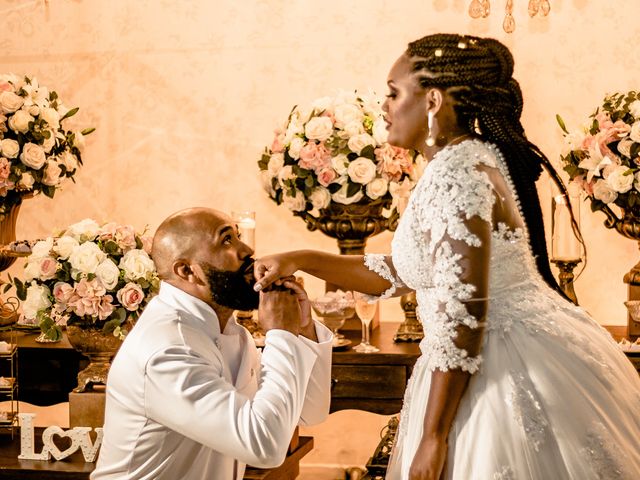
333 103 364 128
28 105 39 117
309 187 331 210
283 118 304 144
288 137 305 160
58 150 78 172
304 116 334 142
53 235 79 260
359 92 383 116
23 259 42 282
606 166 634 193
283 190 306 212
42 130 57 153
267 153 284 176
366 178 389 199
311 96 333 112
68 241 107 275
277 165 295 187
347 133 375 155
593 179 618 204
629 100 640 119
372 118 388 145
331 176 364 205
95 259 121 290
339 120 365 140
40 107 60 129
0 91 24 114
65 218 101 241
73 130 86 152
18 172 35 190
22 284 51 320
348 157 377 184
119 249 155 281
42 159 62 186
331 154 349 175
31 237 54 258
561 128 588 156
20 143 46 170
630 121 640 143
0 139 19 159
617 138 634 158
260 170 276 197
8 109 33 133
635 172 640 192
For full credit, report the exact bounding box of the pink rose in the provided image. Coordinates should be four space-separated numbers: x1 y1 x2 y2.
298 142 331 171
317 167 337 187
140 234 153 254
38 256 58 280
572 175 594 196
53 282 74 305
596 111 613 131
0 158 10 182
117 282 145 311
271 132 285 153
115 225 137 251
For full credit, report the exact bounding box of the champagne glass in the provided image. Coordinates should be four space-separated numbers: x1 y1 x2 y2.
353 292 380 353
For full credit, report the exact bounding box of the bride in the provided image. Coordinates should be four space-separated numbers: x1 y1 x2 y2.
254 33 640 479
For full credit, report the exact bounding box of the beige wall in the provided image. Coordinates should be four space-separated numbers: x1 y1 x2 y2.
2 0 639 473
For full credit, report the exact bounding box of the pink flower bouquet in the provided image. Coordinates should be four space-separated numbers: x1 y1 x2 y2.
558 91 640 215
11 219 158 341
258 91 423 219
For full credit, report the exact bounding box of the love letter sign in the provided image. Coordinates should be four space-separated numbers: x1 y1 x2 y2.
17 413 103 462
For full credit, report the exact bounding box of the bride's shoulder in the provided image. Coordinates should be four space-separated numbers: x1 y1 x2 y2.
432 139 500 172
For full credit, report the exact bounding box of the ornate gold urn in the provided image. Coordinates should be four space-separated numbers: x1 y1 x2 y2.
296 200 398 255
601 205 640 336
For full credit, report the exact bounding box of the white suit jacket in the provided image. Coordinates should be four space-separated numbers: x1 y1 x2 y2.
91 281 332 480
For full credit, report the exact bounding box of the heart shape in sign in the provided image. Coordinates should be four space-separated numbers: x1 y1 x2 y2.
42 426 79 460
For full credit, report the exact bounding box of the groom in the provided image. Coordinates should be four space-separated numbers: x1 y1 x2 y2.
91 207 333 480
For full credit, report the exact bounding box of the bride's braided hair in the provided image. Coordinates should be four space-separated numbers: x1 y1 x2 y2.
407 33 584 297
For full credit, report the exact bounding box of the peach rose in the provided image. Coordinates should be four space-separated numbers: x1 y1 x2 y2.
317 166 337 187
298 142 331 171
117 282 145 311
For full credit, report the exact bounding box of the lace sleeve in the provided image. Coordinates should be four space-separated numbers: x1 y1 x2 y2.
363 253 406 300
417 142 497 374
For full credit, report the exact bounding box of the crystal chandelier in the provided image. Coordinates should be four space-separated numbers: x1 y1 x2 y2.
468 0 551 33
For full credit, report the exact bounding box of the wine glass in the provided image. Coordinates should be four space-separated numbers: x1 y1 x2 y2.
310 295 355 345
353 292 380 353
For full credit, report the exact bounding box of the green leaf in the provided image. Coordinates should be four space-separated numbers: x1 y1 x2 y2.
360 145 375 160
81 127 95 136
42 185 55 199
14 278 26 301
102 318 121 335
3 284 11 294
556 114 569 134
60 107 79 121
346 182 361 198
328 183 342 194
304 176 314 188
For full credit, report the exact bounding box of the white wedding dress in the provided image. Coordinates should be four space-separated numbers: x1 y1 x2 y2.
366 139 640 479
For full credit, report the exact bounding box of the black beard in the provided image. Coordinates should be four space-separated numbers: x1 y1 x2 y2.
203 257 259 311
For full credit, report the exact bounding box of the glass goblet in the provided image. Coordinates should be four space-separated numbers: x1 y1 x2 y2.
310 297 355 342
353 292 380 353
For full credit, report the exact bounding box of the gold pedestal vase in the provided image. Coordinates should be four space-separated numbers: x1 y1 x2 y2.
66 325 125 393
602 205 640 337
0 204 22 326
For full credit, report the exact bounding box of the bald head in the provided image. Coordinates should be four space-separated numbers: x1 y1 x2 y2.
152 207 231 280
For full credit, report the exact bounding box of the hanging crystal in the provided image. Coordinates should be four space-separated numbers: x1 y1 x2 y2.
528 0 540 17
503 0 515 33
481 0 491 17
540 0 551 16
468 0 484 19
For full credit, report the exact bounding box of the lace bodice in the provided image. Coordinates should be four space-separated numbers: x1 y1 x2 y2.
380 140 555 373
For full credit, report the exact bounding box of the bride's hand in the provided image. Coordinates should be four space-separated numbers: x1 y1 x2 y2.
253 254 298 292
408 436 447 480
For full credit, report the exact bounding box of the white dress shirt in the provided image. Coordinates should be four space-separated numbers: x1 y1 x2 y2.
91 281 332 480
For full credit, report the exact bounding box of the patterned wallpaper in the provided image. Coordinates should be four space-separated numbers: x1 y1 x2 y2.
1 0 639 325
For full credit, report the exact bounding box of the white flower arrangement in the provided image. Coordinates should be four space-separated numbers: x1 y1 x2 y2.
0 74 94 218
259 90 423 218
11 219 158 341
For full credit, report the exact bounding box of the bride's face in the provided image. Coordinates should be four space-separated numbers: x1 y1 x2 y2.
382 54 428 151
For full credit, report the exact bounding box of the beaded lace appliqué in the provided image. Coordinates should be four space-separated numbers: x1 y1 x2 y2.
363 253 405 300
507 371 549 452
493 466 515 480
580 422 631 479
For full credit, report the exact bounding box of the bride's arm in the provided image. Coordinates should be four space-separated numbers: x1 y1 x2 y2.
254 250 410 297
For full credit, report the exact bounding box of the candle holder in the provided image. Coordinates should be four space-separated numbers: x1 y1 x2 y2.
550 258 581 305
394 291 423 342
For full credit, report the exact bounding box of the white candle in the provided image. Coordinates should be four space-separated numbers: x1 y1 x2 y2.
232 211 256 250
551 194 581 261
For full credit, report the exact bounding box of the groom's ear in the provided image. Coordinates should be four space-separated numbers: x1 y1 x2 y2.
174 259 198 284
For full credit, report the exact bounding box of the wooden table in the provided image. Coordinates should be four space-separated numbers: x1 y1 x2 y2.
0 427 312 479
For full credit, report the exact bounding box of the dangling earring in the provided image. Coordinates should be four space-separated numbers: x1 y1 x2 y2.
425 111 435 147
